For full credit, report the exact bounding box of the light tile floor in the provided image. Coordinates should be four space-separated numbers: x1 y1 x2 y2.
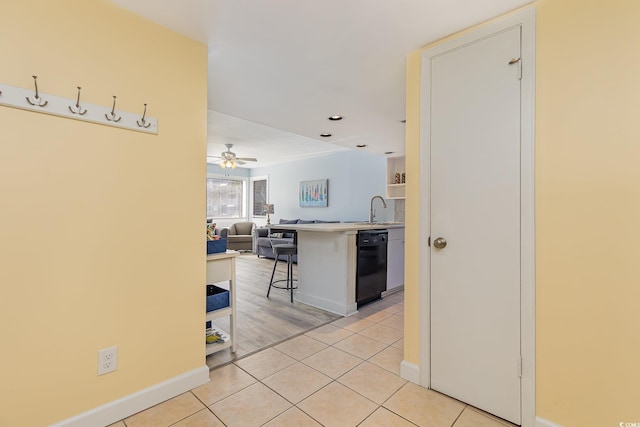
113 291 516 427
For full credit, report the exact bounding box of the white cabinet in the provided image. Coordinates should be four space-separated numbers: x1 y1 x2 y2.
205 251 238 356
386 156 406 199
387 227 405 291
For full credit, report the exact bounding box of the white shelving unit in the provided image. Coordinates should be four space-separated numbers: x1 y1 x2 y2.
386 156 406 200
205 250 238 356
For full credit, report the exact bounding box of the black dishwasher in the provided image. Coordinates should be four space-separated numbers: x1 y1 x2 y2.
356 230 388 307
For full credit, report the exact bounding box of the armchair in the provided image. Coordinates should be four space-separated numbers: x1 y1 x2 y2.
220 221 256 251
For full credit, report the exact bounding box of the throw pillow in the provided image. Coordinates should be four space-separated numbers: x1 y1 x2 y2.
207 223 217 240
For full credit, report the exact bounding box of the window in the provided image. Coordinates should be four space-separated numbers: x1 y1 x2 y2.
206 176 246 219
251 176 268 217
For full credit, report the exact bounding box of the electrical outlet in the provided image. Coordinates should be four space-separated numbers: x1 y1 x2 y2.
97 345 118 376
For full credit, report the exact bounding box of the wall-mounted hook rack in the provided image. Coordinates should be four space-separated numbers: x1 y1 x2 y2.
105 96 122 122
137 103 151 128
68 86 87 115
25 76 48 107
0 79 157 134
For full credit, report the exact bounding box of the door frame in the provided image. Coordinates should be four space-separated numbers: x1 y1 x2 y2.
417 8 536 426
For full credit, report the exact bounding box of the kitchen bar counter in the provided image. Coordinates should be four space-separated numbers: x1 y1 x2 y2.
269 222 405 316
270 222 405 233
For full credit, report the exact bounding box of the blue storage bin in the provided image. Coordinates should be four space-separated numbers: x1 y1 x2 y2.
207 238 227 254
206 284 230 312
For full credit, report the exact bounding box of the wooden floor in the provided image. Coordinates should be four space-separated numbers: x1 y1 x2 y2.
206 253 341 369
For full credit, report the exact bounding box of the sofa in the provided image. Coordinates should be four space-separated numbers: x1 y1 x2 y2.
254 219 340 262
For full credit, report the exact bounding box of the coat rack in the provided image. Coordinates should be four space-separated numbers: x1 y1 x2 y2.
0 76 158 134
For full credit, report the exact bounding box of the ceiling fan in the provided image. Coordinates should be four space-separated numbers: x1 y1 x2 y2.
207 143 258 169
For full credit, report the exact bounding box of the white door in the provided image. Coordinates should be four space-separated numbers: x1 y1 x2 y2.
430 26 522 424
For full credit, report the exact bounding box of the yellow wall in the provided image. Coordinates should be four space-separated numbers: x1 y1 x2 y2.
0 1 207 425
403 50 422 363
405 0 640 425
535 0 640 424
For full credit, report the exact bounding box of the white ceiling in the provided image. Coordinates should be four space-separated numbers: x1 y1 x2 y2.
207 110 349 168
111 0 532 168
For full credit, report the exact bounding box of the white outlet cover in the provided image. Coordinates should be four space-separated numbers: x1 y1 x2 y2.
98 345 118 376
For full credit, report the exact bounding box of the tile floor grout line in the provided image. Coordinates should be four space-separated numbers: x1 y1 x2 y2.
288 402 325 427
205 406 228 427
290 378 377 427
164 403 214 427
188 389 209 409
286 339 393 417
373 404 421 427
449 404 468 427
205 404 230 427
187 390 229 426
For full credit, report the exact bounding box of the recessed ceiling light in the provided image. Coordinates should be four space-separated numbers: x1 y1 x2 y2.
356 144 367 148
320 133 332 137
384 151 395 155
328 115 343 121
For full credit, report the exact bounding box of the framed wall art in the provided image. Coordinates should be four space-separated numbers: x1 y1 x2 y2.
299 179 328 207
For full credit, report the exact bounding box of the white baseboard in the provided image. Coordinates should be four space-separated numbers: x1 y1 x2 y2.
295 293 356 316
49 365 210 427
382 285 404 296
400 360 420 384
536 416 563 427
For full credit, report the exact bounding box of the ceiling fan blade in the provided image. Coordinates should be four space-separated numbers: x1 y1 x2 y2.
235 160 246 165
236 157 257 162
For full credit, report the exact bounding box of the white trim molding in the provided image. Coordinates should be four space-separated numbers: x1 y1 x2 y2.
49 366 209 427
400 360 420 385
536 417 564 427
418 6 536 427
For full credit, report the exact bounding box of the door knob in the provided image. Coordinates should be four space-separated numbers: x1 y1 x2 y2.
433 237 447 249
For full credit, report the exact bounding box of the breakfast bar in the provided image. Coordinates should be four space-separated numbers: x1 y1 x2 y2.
269 222 405 316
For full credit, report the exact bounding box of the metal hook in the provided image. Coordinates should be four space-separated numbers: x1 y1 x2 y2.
25 75 48 107
136 103 151 128
68 86 87 115
105 96 121 122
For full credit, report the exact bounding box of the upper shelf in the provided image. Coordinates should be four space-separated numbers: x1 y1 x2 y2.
386 156 406 199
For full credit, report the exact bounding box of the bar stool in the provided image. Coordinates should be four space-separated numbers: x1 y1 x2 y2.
267 243 298 303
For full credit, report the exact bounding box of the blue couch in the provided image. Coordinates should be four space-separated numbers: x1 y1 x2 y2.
253 219 339 262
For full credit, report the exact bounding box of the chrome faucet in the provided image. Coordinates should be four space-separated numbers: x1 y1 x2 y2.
369 195 387 224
